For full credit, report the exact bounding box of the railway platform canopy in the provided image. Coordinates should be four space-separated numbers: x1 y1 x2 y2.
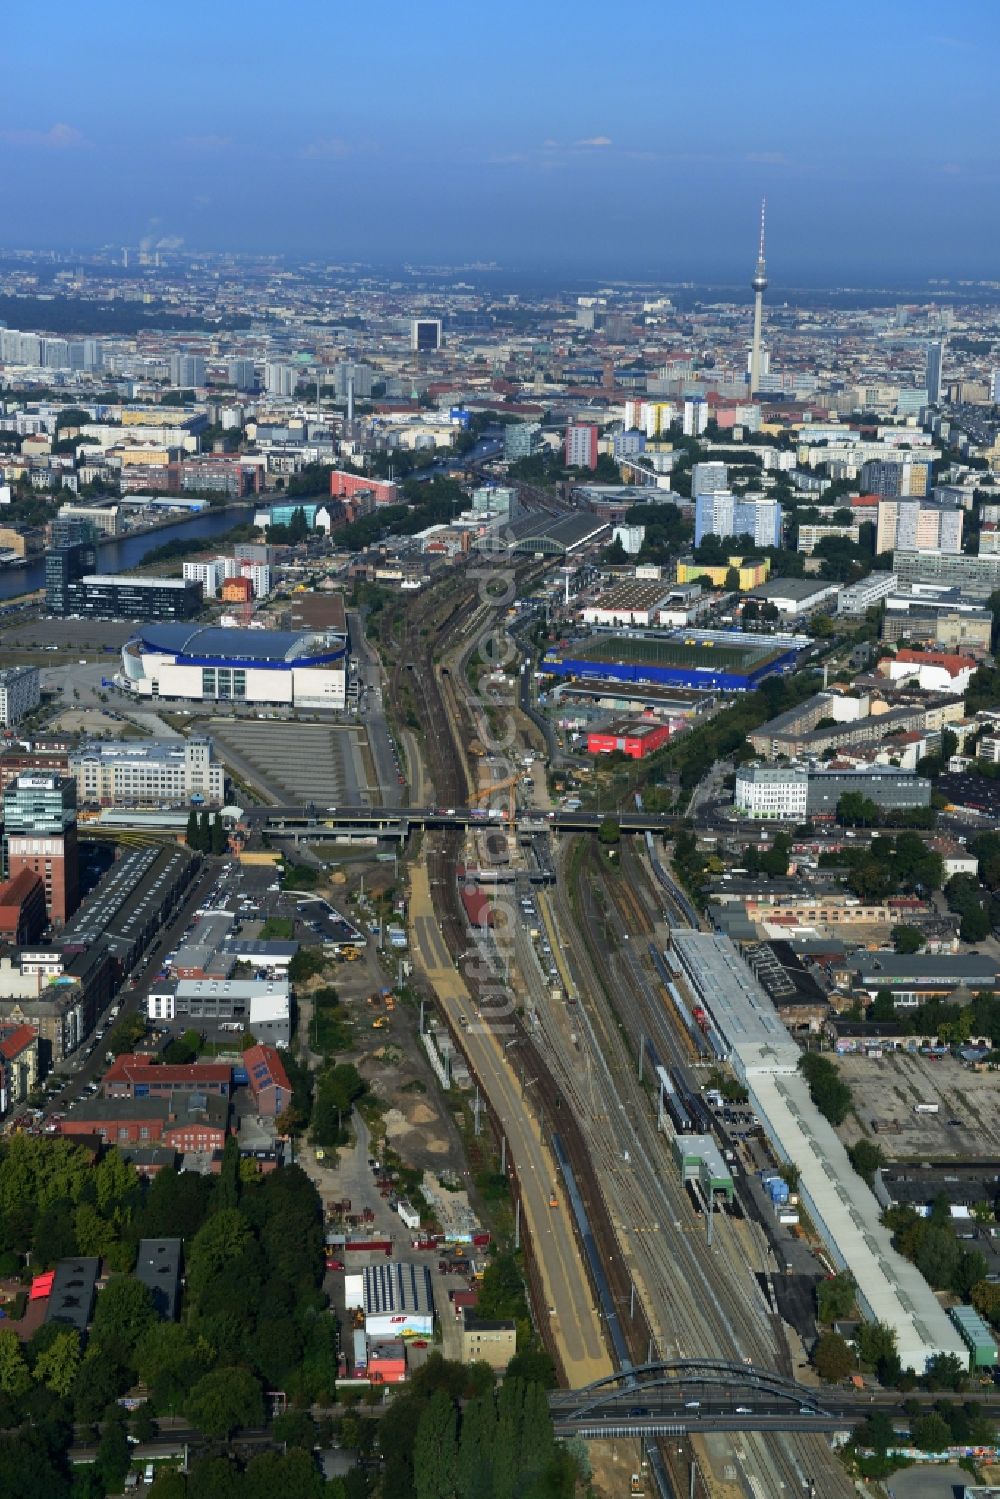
669 930 798 1076
474 512 609 556
669 928 968 1372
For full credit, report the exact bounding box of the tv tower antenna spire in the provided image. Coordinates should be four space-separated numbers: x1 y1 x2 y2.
749 197 768 398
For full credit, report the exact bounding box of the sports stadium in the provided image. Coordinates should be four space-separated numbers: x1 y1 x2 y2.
541 628 805 693
120 623 348 709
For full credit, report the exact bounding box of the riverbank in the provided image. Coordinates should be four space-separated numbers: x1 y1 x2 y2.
0 502 257 602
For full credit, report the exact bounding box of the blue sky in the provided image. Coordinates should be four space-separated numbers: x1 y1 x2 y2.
2 0 997 280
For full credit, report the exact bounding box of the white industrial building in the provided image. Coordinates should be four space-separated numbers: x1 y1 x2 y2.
0 666 41 727
667 930 968 1372
70 737 225 808
580 582 672 628
353 1261 435 1339
748 578 841 618
121 624 347 710
148 979 291 1048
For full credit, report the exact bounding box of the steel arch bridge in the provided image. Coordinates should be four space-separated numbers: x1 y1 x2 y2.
549 1360 842 1438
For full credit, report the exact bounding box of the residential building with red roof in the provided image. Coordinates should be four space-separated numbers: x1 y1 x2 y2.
0 869 47 945
880 649 978 694
0 1022 38 1114
243 1043 291 1119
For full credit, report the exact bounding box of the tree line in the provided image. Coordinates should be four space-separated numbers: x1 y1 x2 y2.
186 809 228 855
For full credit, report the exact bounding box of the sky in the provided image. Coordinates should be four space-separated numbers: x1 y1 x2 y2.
2 0 999 282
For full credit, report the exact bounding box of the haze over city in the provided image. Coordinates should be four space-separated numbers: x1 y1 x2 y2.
3 0 999 280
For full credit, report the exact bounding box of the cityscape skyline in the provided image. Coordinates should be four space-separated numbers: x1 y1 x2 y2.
2 0 998 278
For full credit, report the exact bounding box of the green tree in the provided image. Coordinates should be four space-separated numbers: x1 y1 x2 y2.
505 1347 556 1387
798 1053 853 1126
456 1390 497 1499
211 812 227 856
95 1410 130 1495
961 903 991 942
215 1135 241 1212
971 1279 1000 1327
73 1202 119 1261
91 1275 157 1366
856 1320 899 1381
597 816 620 845
244 1448 325 1499
311 1064 366 1147
271 1408 317 1452
33 1329 80 1396
0 1328 31 1396
838 791 879 827
413 1388 458 1499
812 1331 853 1383
73 1346 128 1423
869 989 897 1023
184 1366 263 1437
891 924 925 955
94 1149 138 1215
148 1472 188 1499
760 831 791 878
848 1139 885 1187
199 810 211 851
131 1403 158 1443
911 1411 952 1451
186 1207 252 1300
186 808 200 848
519 1380 556 1486
187 1455 244 1499
136 1322 215 1413
816 1272 856 1324
922 1352 966 1392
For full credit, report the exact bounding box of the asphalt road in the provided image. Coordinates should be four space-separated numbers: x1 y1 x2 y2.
31 857 218 1119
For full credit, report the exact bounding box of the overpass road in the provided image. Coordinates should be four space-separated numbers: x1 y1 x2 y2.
244 801 683 833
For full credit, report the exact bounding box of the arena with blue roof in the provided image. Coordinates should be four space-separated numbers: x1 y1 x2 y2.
121 623 348 709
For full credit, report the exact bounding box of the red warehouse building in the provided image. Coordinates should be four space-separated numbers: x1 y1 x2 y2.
58 1092 229 1151
103 1055 232 1100
329 470 399 506
587 721 671 760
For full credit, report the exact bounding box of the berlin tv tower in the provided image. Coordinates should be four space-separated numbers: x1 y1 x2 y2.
749 197 768 398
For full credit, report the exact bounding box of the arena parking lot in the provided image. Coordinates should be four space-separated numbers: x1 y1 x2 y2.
210 717 368 805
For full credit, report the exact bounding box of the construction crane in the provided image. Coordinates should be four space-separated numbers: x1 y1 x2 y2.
468 774 520 823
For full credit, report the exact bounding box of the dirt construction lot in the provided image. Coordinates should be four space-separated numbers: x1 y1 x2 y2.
837 1050 1000 1159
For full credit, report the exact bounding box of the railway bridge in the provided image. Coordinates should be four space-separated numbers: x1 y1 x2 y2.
548 1360 847 1438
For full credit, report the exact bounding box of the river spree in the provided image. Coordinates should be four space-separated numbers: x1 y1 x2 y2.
0 504 255 602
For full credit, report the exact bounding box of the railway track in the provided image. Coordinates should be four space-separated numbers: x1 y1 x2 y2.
555 840 850 1498
377 573 849 1497
379 571 659 1367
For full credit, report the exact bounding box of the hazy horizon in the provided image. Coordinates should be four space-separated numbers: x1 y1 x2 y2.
2 0 998 282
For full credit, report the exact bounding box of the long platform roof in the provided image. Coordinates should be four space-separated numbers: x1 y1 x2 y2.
669 928 967 1371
